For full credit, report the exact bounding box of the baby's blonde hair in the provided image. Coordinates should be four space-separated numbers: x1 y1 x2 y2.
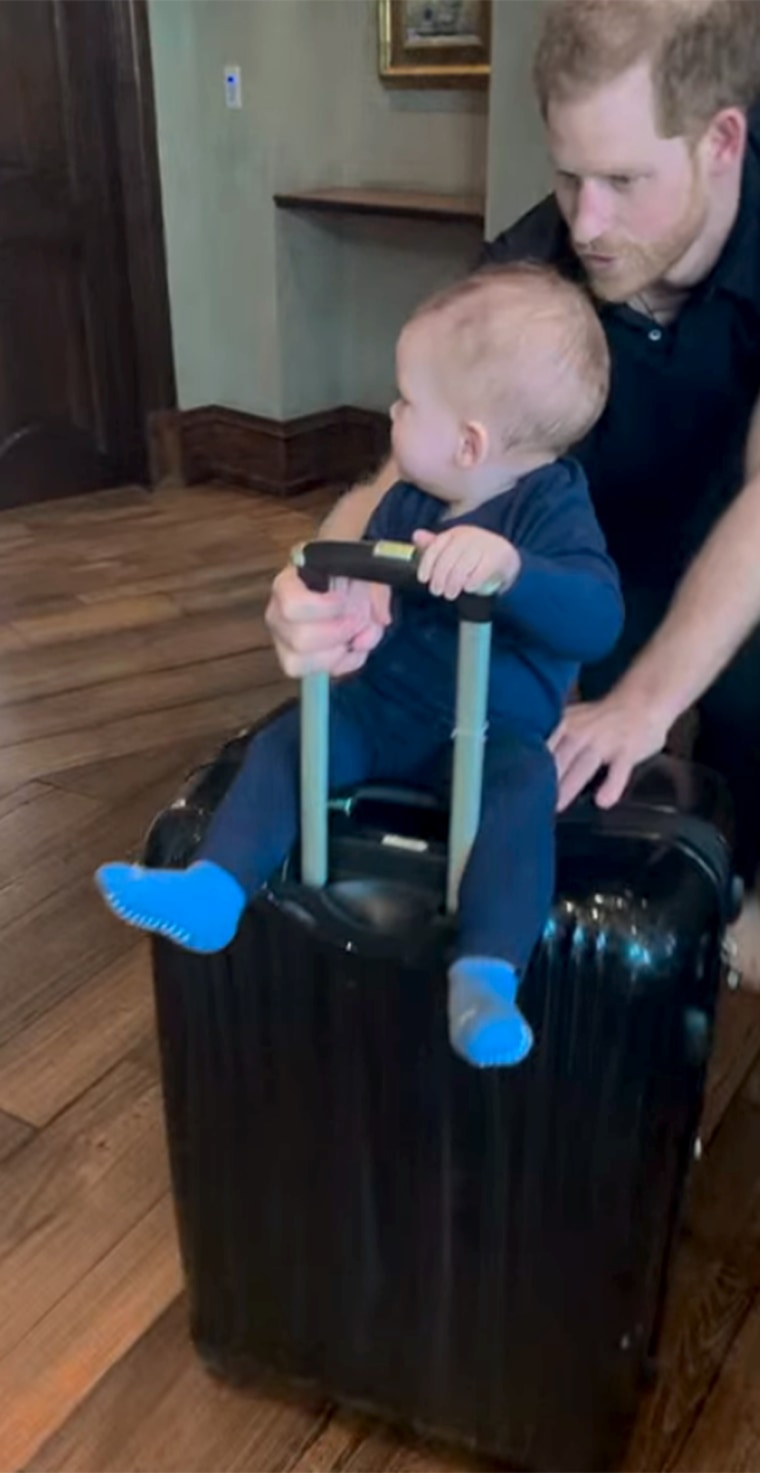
411 263 610 456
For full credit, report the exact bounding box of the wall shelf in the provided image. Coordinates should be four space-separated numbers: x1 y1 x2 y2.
274 186 485 225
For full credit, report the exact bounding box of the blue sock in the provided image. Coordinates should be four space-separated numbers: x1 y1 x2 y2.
95 860 246 953
448 956 533 1068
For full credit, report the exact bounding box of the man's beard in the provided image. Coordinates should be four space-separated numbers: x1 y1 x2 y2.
580 176 708 305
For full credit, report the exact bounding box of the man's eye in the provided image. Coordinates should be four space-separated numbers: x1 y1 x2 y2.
609 175 634 191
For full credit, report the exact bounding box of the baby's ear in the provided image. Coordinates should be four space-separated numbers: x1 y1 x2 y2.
457 420 489 469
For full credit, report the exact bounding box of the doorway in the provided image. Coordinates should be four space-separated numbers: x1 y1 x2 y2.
0 0 174 508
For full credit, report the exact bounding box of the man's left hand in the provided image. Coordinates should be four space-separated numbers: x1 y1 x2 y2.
549 692 671 812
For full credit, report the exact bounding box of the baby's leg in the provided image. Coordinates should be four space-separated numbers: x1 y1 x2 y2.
448 734 556 1068
96 697 374 952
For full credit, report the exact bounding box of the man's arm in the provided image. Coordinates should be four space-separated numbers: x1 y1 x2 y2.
317 456 398 539
550 393 760 809
265 457 398 677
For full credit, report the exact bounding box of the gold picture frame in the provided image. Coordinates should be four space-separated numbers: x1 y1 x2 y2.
379 0 491 88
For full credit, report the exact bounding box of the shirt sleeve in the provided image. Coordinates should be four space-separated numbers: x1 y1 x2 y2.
496 472 625 663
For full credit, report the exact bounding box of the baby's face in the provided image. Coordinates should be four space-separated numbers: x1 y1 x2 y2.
390 320 462 498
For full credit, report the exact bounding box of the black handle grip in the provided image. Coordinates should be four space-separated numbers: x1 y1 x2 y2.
292 539 497 622
296 539 421 593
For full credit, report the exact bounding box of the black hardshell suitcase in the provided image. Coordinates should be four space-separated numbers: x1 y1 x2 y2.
146 545 736 1473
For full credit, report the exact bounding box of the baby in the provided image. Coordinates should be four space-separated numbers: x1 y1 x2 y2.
97 263 623 1069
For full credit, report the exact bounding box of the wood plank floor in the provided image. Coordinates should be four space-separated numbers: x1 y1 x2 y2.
0 483 758 1472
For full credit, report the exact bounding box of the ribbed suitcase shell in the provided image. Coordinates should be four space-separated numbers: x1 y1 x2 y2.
146 720 733 1473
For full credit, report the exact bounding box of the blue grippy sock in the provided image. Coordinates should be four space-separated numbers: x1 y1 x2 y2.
95 860 246 953
448 956 534 1068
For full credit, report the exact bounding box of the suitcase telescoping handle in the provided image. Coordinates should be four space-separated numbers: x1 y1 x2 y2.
291 539 498 913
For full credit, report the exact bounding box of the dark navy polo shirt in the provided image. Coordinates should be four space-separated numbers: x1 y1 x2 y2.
483 105 760 591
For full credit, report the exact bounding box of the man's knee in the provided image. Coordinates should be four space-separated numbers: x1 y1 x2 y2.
694 632 760 882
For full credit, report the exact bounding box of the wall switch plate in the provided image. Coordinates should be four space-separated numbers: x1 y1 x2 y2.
224 65 242 109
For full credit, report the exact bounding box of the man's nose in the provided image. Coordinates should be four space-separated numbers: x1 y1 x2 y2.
570 180 610 247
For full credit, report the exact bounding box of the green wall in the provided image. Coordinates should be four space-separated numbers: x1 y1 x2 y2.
150 0 549 420
486 0 551 239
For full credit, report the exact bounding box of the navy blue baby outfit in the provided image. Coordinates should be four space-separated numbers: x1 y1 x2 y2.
201 458 623 969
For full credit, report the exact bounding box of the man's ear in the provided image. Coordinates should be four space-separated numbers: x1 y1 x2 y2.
703 107 746 173
457 419 489 469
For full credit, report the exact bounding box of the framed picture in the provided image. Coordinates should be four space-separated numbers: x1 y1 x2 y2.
378 0 491 87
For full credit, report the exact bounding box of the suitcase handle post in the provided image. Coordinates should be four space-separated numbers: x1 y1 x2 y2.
291 540 497 907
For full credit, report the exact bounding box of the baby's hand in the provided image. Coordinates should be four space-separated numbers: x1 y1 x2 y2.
413 527 521 601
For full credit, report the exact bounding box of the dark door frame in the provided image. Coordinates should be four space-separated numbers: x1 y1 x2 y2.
0 0 174 506
108 0 176 450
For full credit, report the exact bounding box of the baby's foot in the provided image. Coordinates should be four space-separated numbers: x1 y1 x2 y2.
448 956 533 1068
95 860 246 953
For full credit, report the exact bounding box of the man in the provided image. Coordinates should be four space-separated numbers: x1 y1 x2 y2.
266 0 760 984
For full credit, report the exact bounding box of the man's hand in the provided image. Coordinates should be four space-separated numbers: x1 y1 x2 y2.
413 527 521 600
549 692 671 812
265 564 391 678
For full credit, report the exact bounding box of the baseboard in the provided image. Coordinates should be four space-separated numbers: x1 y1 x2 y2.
148 404 390 496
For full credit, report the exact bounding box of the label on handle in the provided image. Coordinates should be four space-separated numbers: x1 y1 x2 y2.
373 541 417 563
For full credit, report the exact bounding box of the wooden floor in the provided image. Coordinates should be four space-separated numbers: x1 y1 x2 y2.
0 483 759 1473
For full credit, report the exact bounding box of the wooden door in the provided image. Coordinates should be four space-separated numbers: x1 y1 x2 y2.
0 0 172 508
